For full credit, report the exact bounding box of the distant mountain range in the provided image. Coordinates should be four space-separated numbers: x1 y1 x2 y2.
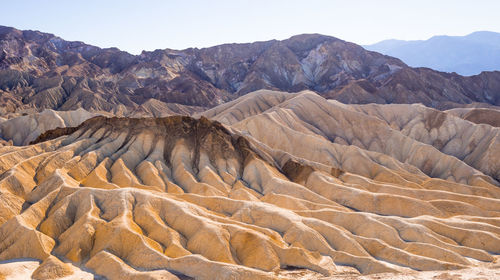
1 25 500 116
364 31 500 76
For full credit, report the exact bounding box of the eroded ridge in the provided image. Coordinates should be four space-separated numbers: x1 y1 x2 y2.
0 115 499 279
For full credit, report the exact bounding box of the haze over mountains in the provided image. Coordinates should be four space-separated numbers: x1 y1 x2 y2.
365 31 500 76
1 26 500 279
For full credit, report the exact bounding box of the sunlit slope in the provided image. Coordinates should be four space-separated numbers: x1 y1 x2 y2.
0 92 499 278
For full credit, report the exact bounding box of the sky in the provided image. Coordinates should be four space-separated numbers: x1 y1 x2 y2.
2 0 500 54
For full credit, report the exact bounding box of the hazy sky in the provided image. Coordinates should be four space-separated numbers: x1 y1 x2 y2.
2 0 500 54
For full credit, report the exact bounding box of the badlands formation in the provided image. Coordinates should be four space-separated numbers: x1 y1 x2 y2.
0 90 499 279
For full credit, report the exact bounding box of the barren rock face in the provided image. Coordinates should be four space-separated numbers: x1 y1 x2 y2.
1 25 500 115
0 91 500 279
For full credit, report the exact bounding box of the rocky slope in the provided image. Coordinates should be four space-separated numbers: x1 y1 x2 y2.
1 25 500 115
0 102 203 147
0 108 101 145
200 90 500 185
446 107 500 127
0 90 499 279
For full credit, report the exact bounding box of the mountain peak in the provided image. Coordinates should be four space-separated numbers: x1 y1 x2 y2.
0 26 500 114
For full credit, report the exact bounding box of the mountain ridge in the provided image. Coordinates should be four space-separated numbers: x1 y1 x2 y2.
1 25 500 115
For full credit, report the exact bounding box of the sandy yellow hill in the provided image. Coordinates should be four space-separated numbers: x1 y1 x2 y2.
0 90 499 279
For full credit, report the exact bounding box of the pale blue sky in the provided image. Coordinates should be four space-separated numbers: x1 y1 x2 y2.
2 0 500 54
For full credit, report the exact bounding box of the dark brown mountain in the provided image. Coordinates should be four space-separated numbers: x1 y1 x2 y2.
0 25 499 114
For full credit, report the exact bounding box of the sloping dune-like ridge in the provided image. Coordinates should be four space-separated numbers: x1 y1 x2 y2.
0 99 500 278
446 107 500 127
203 90 500 186
0 108 100 146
